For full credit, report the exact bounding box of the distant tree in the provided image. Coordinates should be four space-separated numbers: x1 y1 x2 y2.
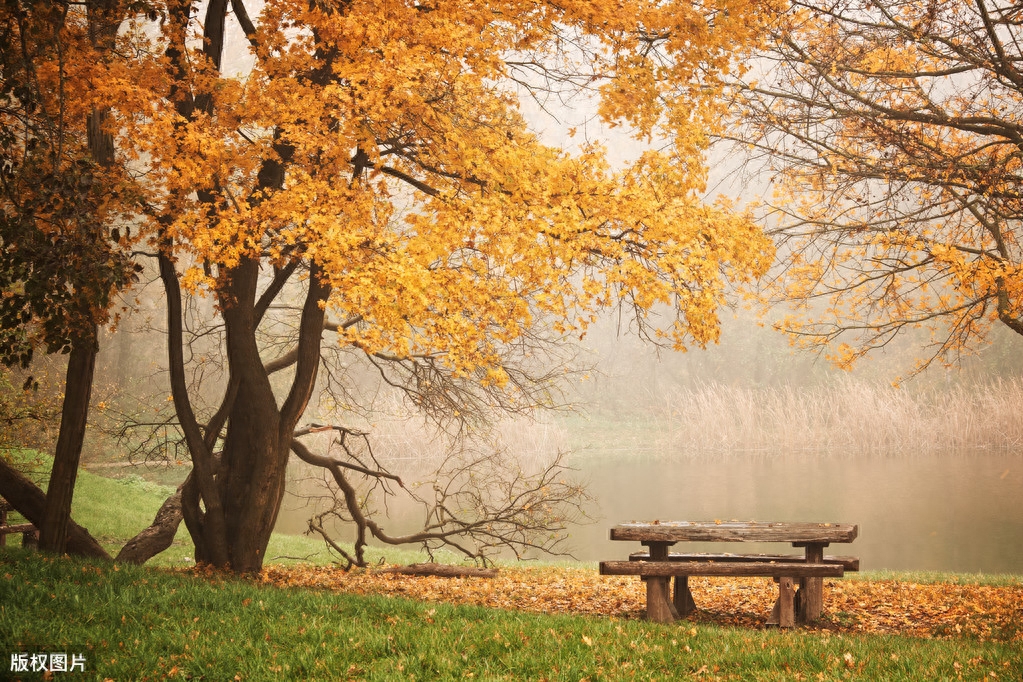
723 0 1023 375
0 0 138 554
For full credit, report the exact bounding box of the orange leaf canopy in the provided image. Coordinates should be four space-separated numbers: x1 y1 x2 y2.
113 0 776 379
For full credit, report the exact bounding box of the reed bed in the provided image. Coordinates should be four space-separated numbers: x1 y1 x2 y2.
654 377 1023 454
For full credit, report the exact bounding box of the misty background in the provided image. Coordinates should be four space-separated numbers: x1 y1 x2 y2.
8 16 1022 575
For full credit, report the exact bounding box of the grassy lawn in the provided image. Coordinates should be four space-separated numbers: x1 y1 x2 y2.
4 449 436 568
2 449 1022 680
2 547 1021 681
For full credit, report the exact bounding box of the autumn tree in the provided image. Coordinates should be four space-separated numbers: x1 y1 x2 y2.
721 0 1023 375
0 0 142 554
44 0 778 573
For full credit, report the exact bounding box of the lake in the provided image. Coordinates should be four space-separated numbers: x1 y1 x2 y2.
277 445 1023 574
566 448 1022 574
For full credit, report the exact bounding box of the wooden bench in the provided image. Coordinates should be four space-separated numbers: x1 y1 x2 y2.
622 552 859 626
605 521 859 626
601 559 845 627
0 499 38 548
628 551 860 571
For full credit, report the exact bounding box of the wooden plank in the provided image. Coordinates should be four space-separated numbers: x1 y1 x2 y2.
0 523 36 535
600 561 845 578
610 521 858 544
628 552 860 571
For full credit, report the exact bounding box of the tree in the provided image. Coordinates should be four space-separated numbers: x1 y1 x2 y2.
722 0 1023 375
0 0 139 554
146 0 777 573
8 0 775 573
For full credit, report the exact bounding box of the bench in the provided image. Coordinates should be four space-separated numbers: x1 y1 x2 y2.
600 559 845 627
626 552 859 625
605 521 859 626
621 552 859 626
0 499 38 548
627 552 860 572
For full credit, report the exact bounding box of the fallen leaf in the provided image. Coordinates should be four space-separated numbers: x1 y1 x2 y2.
187 564 1023 643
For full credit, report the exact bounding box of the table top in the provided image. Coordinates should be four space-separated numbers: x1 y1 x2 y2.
610 521 858 544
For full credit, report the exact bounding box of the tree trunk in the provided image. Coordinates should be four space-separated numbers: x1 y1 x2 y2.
115 485 183 564
172 257 329 573
35 1 122 556
38 328 97 554
159 249 230 569
216 258 285 571
215 388 288 573
0 456 110 559
174 256 286 573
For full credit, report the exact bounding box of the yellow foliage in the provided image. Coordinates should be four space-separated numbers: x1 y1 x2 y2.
45 0 777 378
732 0 1023 374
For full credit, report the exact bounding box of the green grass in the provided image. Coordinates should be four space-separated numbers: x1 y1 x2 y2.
852 569 1023 589
3 449 456 568
1 548 1021 681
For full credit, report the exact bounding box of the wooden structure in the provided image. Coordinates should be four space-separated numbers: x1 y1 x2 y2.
600 521 858 627
0 498 38 548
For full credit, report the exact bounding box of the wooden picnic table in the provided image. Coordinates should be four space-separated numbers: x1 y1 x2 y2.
607 521 858 625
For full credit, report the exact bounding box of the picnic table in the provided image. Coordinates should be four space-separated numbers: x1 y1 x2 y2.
601 521 859 626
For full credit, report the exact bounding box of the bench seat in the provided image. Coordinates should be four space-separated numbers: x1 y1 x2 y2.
627 552 860 572
600 560 845 627
601 560 844 578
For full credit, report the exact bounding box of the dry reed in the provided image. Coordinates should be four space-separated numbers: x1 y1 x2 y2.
655 377 1023 454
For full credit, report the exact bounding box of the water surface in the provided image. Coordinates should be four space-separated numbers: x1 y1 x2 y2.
277 447 1023 574
567 448 1022 573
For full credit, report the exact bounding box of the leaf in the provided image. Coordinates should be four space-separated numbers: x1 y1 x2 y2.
245 564 1023 641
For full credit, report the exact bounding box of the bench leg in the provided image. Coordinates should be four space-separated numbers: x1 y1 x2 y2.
778 577 795 628
644 576 680 623
798 545 826 623
796 577 825 623
673 576 697 616
767 577 796 628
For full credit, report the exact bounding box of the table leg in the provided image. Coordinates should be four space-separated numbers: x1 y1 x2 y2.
642 541 679 623
673 575 697 616
798 543 825 623
777 577 795 627
645 575 679 622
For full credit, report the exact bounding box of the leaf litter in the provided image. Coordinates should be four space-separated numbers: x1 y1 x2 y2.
240 565 1023 642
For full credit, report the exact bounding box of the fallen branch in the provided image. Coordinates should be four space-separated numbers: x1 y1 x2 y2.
374 562 499 578
116 485 184 564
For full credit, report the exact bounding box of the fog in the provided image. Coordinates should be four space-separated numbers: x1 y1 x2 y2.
22 9 1019 573
60 281 1023 575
